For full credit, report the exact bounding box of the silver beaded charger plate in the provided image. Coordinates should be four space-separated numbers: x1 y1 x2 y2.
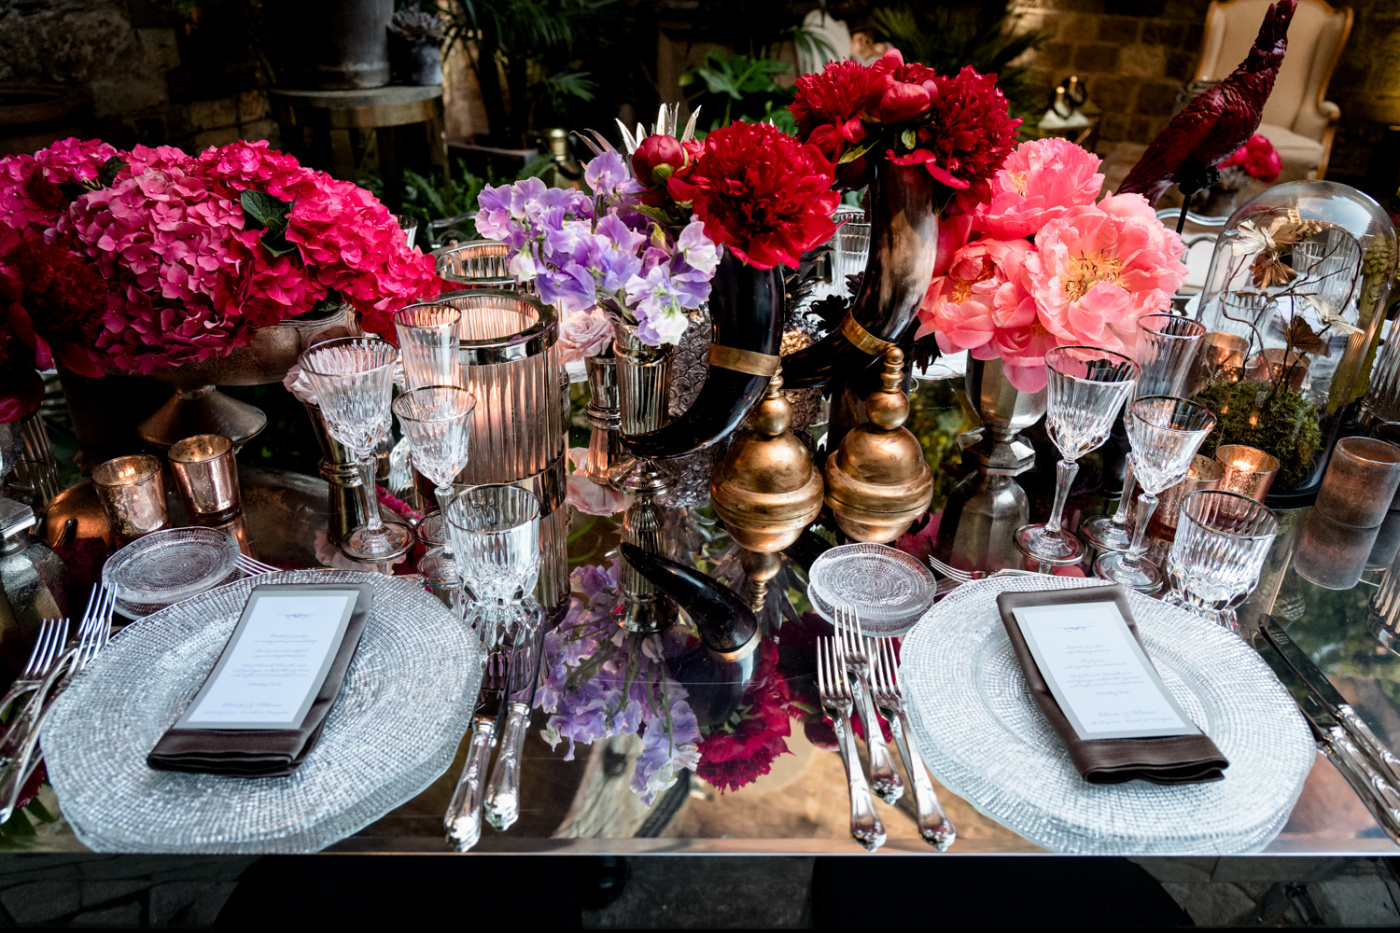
807 543 937 636
42 570 479 854
901 575 1314 855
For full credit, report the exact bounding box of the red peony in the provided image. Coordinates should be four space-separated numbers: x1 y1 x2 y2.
889 65 1020 196
695 638 797 794
670 122 840 270
791 59 875 141
1220 133 1281 183
0 241 108 420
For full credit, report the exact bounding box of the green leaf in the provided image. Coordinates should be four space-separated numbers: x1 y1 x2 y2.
900 127 918 150
97 156 128 188
25 799 55 825
838 138 877 164
240 189 291 231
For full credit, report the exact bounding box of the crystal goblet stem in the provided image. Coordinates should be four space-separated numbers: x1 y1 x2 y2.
1120 490 1159 573
1044 459 1079 543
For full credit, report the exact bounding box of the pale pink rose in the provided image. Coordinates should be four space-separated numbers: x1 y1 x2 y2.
1025 200 1188 365
916 236 1056 390
557 309 615 364
974 138 1105 240
565 448 632 516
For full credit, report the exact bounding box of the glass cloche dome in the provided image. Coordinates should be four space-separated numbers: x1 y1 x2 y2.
1188 180 1398 503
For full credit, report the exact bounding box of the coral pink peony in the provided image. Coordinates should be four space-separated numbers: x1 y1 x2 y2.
975 137 1105 239
917 236 1058 391
1024 193 1187 370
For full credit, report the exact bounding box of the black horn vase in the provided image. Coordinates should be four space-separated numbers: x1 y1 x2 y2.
620 543 758 657
620 251 783 461
779 161 940 390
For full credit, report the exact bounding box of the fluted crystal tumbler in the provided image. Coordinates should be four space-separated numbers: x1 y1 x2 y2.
395 303 463 390
300 337 414 562
1095 396 1217 593
1082 313 1207 552
1015 346 1140 566
1163 490 1279 632
393 386 476 588
448 484 542 641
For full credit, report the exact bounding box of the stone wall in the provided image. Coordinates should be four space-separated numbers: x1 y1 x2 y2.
1009 0 1397 196
0 0 275 153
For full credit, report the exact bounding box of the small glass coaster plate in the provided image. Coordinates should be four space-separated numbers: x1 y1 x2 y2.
807 543 937 636
102 527 240 618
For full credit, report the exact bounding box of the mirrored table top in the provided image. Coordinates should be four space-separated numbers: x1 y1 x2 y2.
24 373 1400 855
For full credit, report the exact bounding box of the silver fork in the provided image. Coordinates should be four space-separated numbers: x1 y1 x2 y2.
928 555 1041 588
817 637 886 851
871 637 956 850
236 554 281 576
832 605 902 803
0 583 115 823
445 649 507 851
0 618 68 722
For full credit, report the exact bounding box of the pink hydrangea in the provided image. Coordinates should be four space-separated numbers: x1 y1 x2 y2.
916 236 1057 391
974 137 1104 240
1025 193 1187 366
0 137 119 252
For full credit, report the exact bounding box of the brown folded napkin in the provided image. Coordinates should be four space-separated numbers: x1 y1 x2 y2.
147 582 374 778
997 586 1228 785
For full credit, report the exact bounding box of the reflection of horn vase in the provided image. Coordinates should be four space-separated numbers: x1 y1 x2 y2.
621 543 758 659
620 251 783 461
779 162 940 390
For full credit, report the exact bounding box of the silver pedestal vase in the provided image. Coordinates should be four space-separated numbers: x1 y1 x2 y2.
935 357 1047 572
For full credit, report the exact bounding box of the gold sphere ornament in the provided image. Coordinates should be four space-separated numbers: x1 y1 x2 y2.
711 370 824 553
823 346 933 543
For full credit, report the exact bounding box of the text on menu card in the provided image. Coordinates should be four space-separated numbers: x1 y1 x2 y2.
1012 600 1199 741
178 591 358 730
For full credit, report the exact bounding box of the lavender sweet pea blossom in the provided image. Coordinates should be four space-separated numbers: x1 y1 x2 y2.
472 147 720 352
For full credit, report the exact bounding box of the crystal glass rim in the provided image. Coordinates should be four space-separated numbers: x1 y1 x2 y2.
1139 312 1207 340
394 302 463 329
1129 394 1217 434
447 483 541 534
1334 435 1400 466
300 336 399 377
391 385 478 424
1045 345 1142 384
1179 489 1280 540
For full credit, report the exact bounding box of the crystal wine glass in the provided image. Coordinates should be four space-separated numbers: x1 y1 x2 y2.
447 484 541 640
1082 314 1207 552
392 385 476 589
300 337 415 562
394 302 463 390
1014 346 1140 566
1162 489 1279 632
1094 395 1217 593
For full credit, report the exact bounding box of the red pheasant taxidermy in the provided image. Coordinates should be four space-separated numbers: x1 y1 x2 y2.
1118 0 1297 219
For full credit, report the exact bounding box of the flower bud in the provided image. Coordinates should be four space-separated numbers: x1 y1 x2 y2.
632 135 687 187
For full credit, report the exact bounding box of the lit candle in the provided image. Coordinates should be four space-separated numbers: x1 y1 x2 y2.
1215 445 1280 502
91 454 170 542
1152 454 1225 538
1185 332 1249 395
1247 348 1309 391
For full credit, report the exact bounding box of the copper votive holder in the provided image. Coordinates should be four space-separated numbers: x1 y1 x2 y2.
1247 348 1309 391
1315 436 1400 529
91 454 169 541
168 434 242 524
1150 454 1224 538
1185 332 1249 395
1215 445 1280 502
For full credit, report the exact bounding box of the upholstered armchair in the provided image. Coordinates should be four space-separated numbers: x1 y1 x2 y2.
1194 0 1353 181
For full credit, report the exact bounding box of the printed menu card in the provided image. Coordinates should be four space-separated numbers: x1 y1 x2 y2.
996 586 1228 785
148 582 374 777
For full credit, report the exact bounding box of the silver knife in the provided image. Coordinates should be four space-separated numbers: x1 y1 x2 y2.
1251 632 1400 841
484 616 544 833
444 650 507 851
1259 616 1400 790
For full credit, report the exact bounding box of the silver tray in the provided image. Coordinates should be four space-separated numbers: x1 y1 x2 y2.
900 575 1315 855
42 570 479 854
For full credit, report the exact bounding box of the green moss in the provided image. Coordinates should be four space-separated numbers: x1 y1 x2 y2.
1194 380 1322 491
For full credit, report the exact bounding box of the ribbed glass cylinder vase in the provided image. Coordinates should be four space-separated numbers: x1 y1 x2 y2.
614 322 674 436
432 240 519 290
1363 314 1400 425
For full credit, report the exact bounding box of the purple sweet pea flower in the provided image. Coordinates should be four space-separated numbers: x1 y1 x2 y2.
674 220 719 279
584 149 630 198
537 264 598 315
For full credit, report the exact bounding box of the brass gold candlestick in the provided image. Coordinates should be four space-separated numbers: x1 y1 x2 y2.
711 371 823 554
823 346 933 543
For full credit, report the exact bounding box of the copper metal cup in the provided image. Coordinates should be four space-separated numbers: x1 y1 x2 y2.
91 454 169 541
1150 454 1225 539
168 434 242 524
1185 332 1249 396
